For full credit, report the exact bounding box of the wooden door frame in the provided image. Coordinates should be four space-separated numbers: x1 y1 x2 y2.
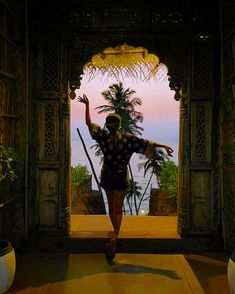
28 1 221 238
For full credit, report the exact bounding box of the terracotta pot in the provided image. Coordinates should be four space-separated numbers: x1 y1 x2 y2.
0 240 16 294
227 250 235 294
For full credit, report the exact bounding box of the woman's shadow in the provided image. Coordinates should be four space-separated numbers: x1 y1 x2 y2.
11 253 181 291
108 260 181 280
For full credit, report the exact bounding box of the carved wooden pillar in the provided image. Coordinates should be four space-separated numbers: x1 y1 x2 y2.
220 0 235 249
178 92 190 235
187 30 220 236
176 3 220 237
27 1 221 239
31 30 70 235
60 87 71 234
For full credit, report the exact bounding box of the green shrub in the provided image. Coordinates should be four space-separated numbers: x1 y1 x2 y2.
0 146 18 183
71 164 89 187
158 160 178 205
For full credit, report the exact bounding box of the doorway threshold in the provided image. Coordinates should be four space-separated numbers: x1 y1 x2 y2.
70 215 179 239
68 215 223 253
23 215 224 253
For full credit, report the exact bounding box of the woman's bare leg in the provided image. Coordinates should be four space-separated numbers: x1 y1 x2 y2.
105 189 115 233
105 188 126 237
112 189 126 236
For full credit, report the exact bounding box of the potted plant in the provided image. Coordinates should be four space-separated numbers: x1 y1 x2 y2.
0 145 17 294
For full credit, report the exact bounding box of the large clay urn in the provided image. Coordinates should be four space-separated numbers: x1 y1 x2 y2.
0 240 16 294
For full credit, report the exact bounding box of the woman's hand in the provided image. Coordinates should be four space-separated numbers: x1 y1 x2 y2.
77 94 92 127
78 94 89 105
164 145 174 157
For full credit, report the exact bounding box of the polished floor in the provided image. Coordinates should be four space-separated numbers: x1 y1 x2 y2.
8 215 231 293
8 251 230 294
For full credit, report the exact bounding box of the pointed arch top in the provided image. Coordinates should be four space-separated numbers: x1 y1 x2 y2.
68 37 183 101
82 43 167 83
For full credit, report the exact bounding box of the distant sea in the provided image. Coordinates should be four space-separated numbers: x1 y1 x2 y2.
71 122 179 215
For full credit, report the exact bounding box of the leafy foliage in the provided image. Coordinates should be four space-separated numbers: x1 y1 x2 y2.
138 148 169 186
126 180 142 202
125 179 142 215
90 143 104 165
158 160 178 204
137 148 170 212
71 164 89 187
0 146 18 182
96 81 144 135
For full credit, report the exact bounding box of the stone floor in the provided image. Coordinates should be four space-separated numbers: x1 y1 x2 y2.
70 215 179 238
7 215 231 293
8 251 230 294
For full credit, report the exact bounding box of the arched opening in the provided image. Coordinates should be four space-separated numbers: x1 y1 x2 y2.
24 1 222 246
69 44 179 235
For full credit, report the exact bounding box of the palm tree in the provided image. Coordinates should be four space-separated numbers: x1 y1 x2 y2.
137 147 168 214
94 82 144 214
95 81 143 135
125 180 142 215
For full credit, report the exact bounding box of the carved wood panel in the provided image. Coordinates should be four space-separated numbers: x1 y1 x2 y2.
68 6 184 33
188 28 220 235
28 0 221 239
38 169 59 227
68 33 185 95
190 171 211 233
31 30 70 234
38 102 59 161
191 35 212 97
190 101 212 162
36 32 62 101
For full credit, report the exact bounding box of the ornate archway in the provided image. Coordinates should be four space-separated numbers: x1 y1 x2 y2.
28 0 220 239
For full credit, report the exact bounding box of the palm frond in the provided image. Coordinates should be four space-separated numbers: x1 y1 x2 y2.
98 82 144 136
126 180 142 201
139 147 169 178
90 143 104 163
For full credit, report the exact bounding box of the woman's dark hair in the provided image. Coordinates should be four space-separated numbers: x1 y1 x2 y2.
105 113 121 126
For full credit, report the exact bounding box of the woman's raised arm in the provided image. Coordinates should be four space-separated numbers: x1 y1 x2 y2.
77 94 92 129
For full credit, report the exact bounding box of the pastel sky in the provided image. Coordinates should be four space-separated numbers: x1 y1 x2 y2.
70 69 179 202
72 78 177 118
70 72 179 165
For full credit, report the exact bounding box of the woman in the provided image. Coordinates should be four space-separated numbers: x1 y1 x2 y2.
78 94 173 260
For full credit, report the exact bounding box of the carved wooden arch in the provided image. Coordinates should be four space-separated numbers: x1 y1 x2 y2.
67 33 188 236
27 0 222 241
68 34 185 101
28 0 223 240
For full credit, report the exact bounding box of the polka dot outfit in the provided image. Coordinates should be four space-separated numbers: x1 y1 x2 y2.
89 123 155 190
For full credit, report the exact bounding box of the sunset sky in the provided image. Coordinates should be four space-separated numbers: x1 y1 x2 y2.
70 71 179 193
71 72 179 160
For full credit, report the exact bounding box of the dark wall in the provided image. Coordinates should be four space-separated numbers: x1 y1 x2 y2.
0 0 28 246
220 0 235 251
